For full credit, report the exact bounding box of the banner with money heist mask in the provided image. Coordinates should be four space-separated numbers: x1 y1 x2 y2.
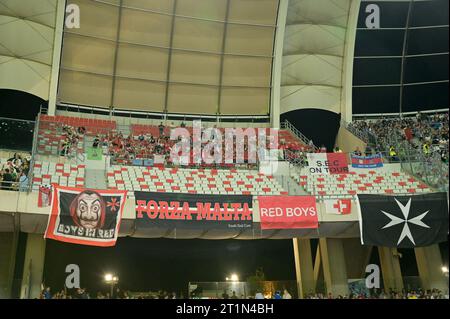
44 185 127 247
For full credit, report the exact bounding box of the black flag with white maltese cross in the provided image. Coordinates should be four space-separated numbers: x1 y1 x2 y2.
356 193 449 248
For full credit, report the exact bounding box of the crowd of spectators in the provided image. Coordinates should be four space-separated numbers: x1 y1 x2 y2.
39 285 447 299
59 125 85 157
40 286 177 299
98 123 299 168
305 288 448 299
0 153 31 191
349 112 449 164
101 130 172 165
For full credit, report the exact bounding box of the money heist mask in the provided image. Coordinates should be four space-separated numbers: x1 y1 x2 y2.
70 190 106 229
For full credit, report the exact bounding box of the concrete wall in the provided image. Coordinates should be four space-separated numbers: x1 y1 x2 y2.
335 126 367 154
0 232 15 298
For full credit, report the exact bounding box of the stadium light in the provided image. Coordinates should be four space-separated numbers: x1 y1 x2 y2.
104 273 119 298
226 273 239 282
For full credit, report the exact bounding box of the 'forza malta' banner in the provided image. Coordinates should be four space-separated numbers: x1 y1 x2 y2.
44 185 127 247
134 192 253 230
351 153 383 168
357 193 449 248
307 153 349 174
258 196 318 230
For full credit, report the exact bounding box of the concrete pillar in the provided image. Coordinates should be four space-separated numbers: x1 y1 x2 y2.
47 0 66 115
20 234 46 299
378 247 404 292
319 238 349 297
270 0 289 129
343 238 373 279
0 232 17 298
292 238 315 298
415 245 447 292
340 0 362 123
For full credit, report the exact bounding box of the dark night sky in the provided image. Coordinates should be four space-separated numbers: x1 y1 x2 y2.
43 238 297 296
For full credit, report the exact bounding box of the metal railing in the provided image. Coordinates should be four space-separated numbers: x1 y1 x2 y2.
188 281 298 299
0 180 30 192
281 120 318 151
385 125 449 192
341 118 378 146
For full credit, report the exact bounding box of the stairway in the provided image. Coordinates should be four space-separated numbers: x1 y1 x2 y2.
85 168 107 189
275 175 308 196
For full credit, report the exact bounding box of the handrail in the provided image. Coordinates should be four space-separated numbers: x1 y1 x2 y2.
281 120 318 151
341 118 378 146
27 114 41 192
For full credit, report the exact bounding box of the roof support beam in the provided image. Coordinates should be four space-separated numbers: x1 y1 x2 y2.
163 0 178 115
399 0 414 118
109 0 124 113
216 0 231 118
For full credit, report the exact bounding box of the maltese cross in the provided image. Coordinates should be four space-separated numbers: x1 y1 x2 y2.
380 198 430 246
107 197 120 212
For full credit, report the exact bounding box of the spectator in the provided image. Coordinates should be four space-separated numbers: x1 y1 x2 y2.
19 170 29 192
282 289 292 299
255 291 264 299
1 168 14 190
93 135 100 148
42 287 52 300
221 290 229 299
158 122 165 137
389 146 398 161
353 147 362 156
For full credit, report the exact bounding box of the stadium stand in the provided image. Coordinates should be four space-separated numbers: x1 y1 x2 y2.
39 115 116 136
37 115 116 156
31 161 85 190
109 124 312 166
107 165 288 196
350 112 449 163
293 169 431 199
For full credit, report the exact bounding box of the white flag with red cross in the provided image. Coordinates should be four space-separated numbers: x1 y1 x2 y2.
324 199 352 215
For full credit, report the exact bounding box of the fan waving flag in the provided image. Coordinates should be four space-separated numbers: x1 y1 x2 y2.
44 185 127 247
357 193 449 248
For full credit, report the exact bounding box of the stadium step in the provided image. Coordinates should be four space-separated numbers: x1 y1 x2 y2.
85 169 107 189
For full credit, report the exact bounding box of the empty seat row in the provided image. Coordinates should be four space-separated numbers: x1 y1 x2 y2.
108 165 287 196
32 161 86 189
293 169 432 197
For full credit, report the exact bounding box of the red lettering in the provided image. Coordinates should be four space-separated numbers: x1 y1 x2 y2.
181 202 192 220
159 201 169 219
196 202 212 220
136 200 147 218
146 200 159 219
212 203 222 221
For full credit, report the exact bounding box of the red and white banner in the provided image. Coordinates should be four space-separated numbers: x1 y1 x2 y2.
307 153 349 174
38 185 52 207
324 199 352 215
44 185 127 247
258 196 318 230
